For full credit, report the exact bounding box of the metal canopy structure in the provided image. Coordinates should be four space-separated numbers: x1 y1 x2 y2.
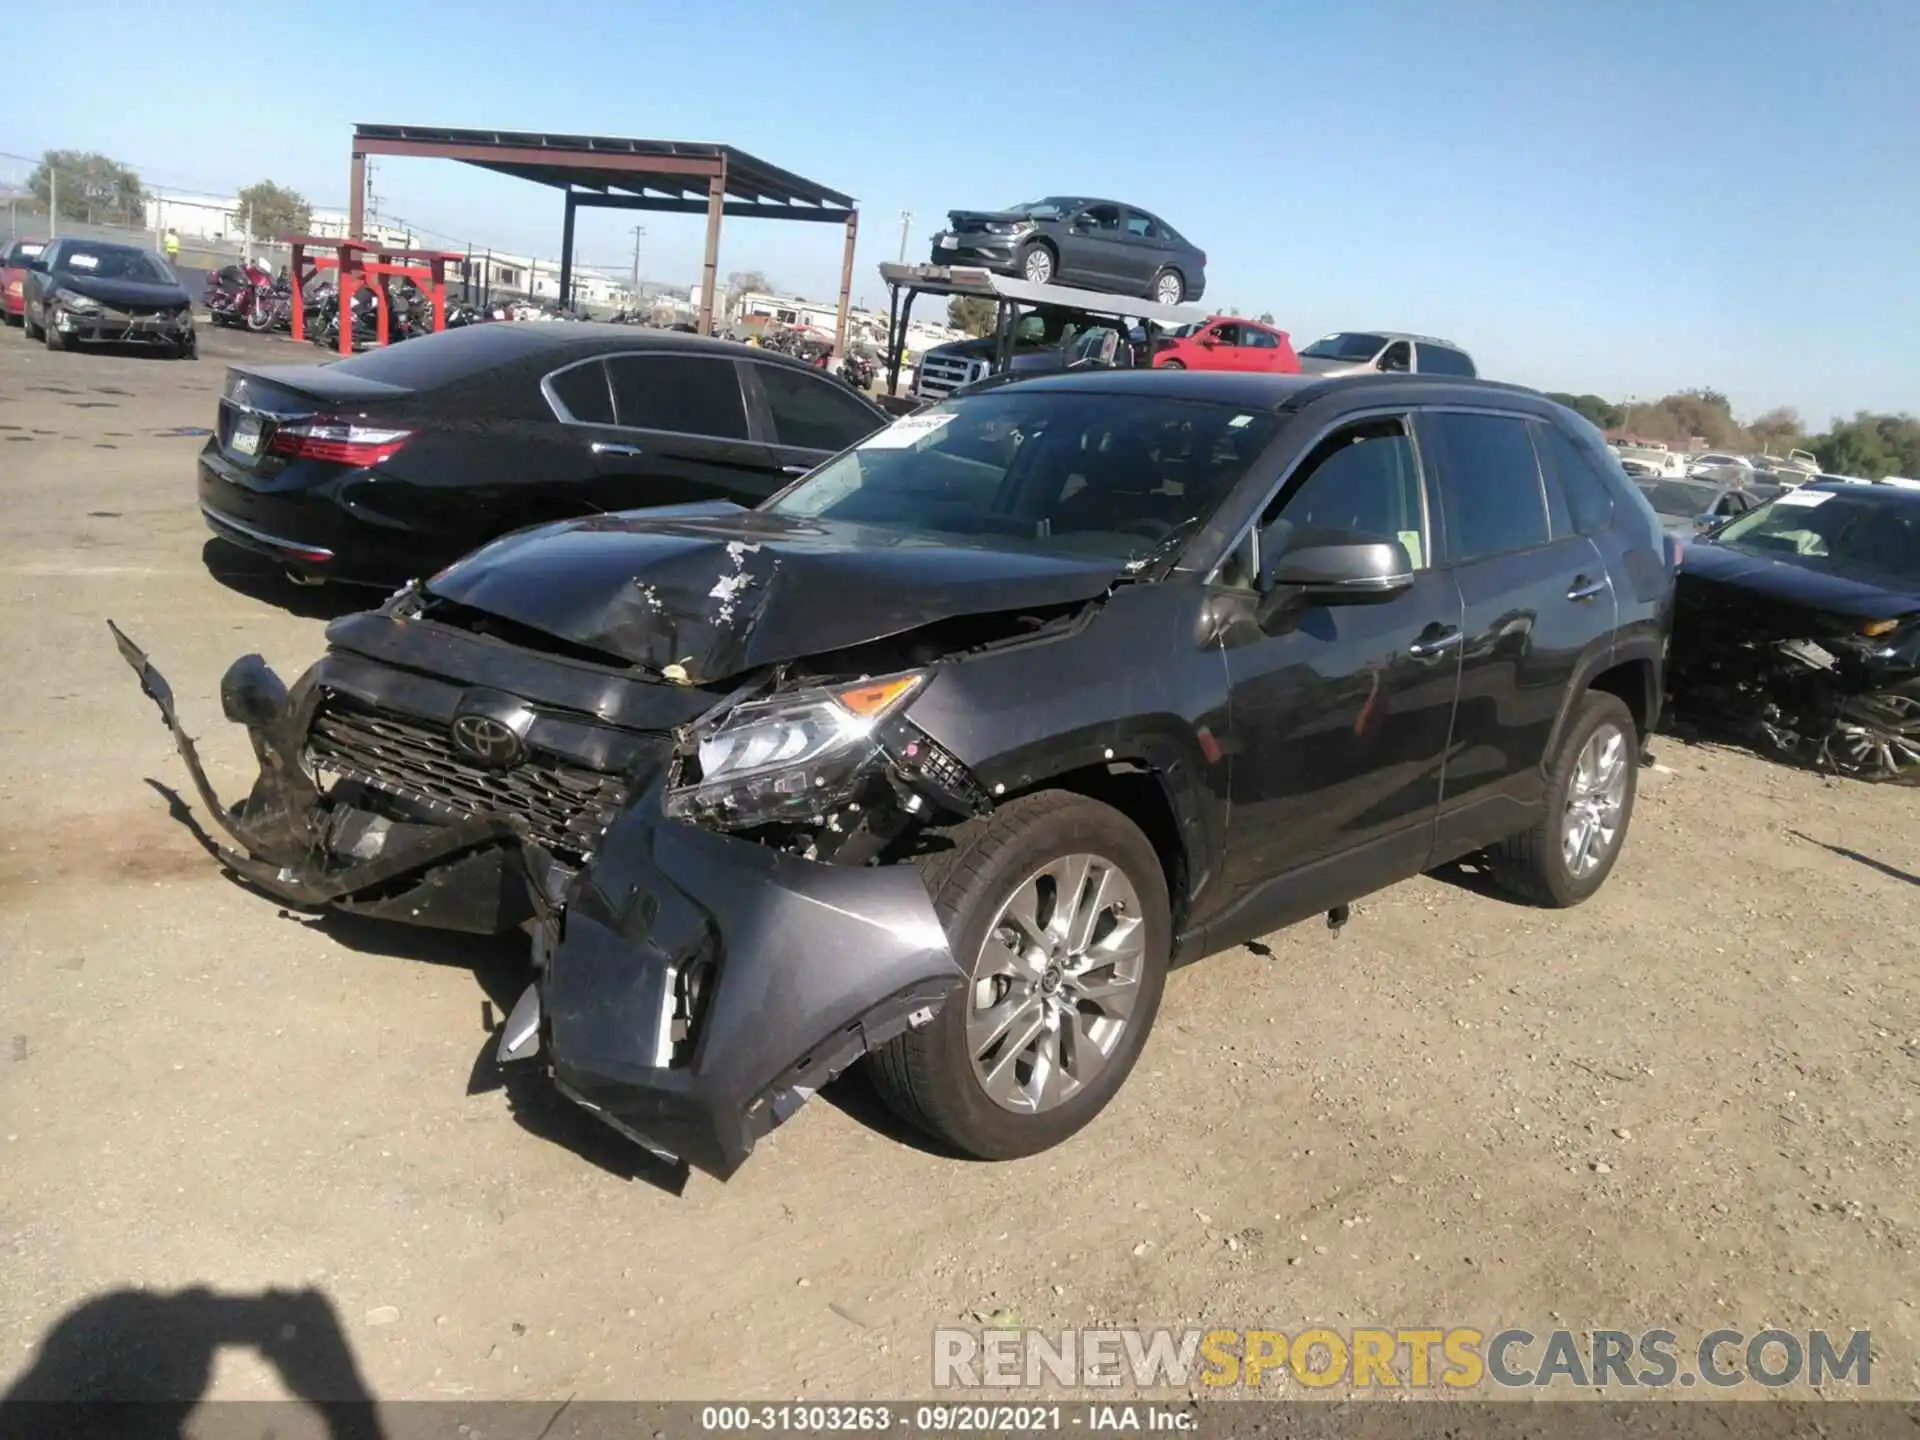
876 262 1211 401
349 124 860 349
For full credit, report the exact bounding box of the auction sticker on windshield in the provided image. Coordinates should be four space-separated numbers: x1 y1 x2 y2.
860 412 957 450
1774 490 1834 507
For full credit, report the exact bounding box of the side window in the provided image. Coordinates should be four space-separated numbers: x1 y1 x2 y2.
1423 411 1550 562
606 355 748 439
1415 343 1475 377
544 360 615 425
755 363 884 452
1124 212 1160 239
1078 204 1122 233
1378 341 1412 373
1531 420 1615 536
1260 417 1429 572
1243 327 1279 350
1210 323 1242 346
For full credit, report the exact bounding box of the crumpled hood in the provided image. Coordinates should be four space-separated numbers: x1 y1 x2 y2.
1679 541 1920 622
55 272 190 308
425 503 1124 683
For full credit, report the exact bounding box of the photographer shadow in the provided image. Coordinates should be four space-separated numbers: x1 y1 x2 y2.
1 1285 384 1439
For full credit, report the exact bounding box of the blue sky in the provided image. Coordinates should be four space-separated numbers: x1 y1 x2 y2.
6 0 1916 425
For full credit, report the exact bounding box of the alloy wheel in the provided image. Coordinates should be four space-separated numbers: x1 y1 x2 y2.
967 853 1146 1114
1154 273 1183 305
1023 248 1054 285
1828 691 1920 780
1561 722 1628 879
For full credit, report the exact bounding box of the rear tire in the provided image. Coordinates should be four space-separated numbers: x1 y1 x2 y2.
869 791 1171 1161
1485 690 1638 907
1150 268 1186 305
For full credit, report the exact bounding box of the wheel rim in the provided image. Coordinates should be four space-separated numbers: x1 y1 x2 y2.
1024 249 1053 285
1828 692 1920 779
1155 273 1181 305
967 852 1146 1115
1561 722 1629 879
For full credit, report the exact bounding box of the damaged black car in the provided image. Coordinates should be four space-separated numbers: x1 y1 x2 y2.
117 370 1671 1178
1668 480 1920 780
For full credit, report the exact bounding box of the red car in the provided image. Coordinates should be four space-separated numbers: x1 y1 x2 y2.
1154 316 1300 373
2 238 47 324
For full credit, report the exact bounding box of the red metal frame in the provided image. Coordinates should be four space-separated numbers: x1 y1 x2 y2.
282 235 465 356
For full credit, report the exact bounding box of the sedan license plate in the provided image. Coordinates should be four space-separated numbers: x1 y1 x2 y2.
231 415 262 457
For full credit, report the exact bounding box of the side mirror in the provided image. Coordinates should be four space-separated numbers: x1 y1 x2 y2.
1693 513 1722 535
1260 529 1414 605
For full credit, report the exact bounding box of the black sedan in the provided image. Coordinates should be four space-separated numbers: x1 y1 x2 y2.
18 238 196 357
197 325 889 586
1668 482 1920 780
931 197 1207 304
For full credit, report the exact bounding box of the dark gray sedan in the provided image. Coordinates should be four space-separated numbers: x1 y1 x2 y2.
930 197 1207 304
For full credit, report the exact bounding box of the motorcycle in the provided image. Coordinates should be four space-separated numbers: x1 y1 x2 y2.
204 261 273 328
839 350 877 390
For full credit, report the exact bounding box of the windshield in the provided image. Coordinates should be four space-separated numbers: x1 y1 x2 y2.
5 240 45 265
58 245 174 284
1637 480 1719 518
1300 332 1386 361
1004 198 1077 220
767 390 1280 564
1711 490 1920 588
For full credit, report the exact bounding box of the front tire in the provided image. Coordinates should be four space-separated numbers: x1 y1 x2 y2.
1157 358 1186 370
1017 241 1057 288
43 309 66 351
1825 685 1920 781
22 304 42 340
870 791 1171 1160
1485 690 1638 906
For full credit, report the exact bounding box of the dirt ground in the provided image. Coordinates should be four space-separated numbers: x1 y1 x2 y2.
1 323 1917 1408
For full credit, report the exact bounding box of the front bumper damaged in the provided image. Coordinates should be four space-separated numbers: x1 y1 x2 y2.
111 622 964 1178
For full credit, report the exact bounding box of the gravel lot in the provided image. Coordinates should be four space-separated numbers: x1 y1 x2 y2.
1 324 1917 1407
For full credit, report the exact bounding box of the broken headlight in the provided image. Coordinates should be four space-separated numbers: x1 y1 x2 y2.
665 672 926 829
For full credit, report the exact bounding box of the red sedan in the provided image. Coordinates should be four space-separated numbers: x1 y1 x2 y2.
3 238 47 324
1154 316 1300 373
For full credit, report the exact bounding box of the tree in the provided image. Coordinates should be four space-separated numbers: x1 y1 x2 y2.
235 180 313 241
1748 406 1805 456
30 150 142 224
1814 412 1920 479
1546 392 1623 431
948 295 996 337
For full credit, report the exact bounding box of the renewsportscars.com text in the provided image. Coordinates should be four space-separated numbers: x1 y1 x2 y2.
932 1327 1872 1391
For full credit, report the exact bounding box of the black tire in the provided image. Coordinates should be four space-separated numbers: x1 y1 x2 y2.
869 790 1171 1160
1016 240 1057 288
172 333 198 360
43 309 65 351
22 303 42 341
1149 268 1186 305
1485 690 1638 907
1157 358 1186 370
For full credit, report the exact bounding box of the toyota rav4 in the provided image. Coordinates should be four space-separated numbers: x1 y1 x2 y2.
117 370 1672 1179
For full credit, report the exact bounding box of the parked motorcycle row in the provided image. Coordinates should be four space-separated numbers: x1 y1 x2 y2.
203 263 494 352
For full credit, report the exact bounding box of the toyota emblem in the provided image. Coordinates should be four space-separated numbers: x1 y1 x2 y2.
450 714 523 767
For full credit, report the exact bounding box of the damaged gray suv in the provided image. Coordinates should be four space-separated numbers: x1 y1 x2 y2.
117 369 1672 1179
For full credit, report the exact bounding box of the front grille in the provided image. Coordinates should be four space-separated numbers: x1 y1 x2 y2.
306 699 634 860
916 354 982 399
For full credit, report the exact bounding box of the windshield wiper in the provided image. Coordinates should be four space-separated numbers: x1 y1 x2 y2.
1118 516 1204 580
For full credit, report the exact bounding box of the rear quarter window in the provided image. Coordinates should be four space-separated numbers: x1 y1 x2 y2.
545 360 615 424
607 354 749 439
1414 343 1476 377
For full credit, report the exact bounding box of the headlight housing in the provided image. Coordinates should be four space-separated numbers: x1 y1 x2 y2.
982 220 1033 236
54 288 101 312
665 672 926 829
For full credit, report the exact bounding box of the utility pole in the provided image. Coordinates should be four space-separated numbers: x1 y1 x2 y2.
897 210 912 264
629 225 646 304
49 167 58 239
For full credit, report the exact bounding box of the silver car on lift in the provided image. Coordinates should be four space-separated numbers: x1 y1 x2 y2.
1295 330 1477 378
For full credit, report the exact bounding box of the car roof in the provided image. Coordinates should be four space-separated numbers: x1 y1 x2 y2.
1337 330 1467 350
49 237 152 256
969 367 1543 413
1802 479 1920 506
370 321 856 377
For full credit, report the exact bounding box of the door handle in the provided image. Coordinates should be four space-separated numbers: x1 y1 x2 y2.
780 464 812 477
1407 626 1462 660
591 441 643 458
1566 575 1608 602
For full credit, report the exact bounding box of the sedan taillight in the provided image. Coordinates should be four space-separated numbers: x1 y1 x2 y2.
268 418 413 467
